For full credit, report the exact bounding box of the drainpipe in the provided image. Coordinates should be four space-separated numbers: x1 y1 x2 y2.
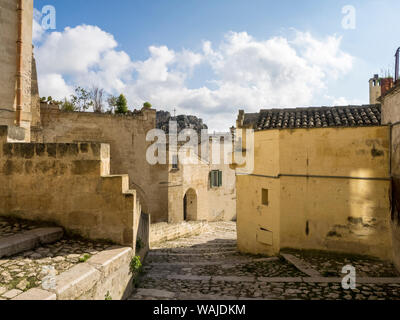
15 0 23 126
395 47 400 84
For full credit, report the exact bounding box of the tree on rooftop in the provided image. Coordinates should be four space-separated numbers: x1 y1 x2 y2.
115 94 128 114
70 86 93 111
91 87 105 113
107 95 118 113
143 102 152 110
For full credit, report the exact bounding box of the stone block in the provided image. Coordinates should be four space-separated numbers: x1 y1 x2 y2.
2 289 23 299
12 288 56 300
51 263 101 300
0 227 63 258
88 246 132 277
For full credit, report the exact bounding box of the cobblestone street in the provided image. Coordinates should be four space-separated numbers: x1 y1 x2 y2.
130 222 400 300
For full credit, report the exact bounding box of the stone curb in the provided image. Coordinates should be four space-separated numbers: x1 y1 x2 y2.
10 246 133 300
280 253 322 277
88 246 132 278
50 263 102 300
12 288 56 300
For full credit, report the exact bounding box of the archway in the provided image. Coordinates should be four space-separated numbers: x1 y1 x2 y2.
183 188 197 221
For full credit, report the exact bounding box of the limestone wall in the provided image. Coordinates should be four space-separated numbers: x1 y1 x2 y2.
0 0 33 139
38 106 168 221
0 125 141 247
207 141 237 221
150 221 208 246
381 84 400 270
237 126 392 260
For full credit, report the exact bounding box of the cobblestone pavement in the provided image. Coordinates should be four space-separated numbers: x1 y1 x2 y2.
0 217 42 238
0 218 113 300
129 222 400 300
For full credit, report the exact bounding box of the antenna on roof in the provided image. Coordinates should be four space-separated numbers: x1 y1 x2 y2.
395 47 400 83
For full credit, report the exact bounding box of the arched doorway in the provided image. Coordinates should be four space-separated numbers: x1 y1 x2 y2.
183 188 197 221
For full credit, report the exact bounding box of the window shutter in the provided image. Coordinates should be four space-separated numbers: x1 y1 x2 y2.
218 170 222 187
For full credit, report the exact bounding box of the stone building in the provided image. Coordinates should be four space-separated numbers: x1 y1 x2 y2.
36 105 236 224
379 80 400 270
0 0 147 251
0 0 36 141
235 105 393 260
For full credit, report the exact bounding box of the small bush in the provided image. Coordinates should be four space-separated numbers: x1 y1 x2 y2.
61 99 76 112
79 254 91 263
143 102 152 109
105 291 112 300
130 255 142 274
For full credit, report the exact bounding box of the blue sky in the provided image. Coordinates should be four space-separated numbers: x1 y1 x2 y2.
33 0 400 130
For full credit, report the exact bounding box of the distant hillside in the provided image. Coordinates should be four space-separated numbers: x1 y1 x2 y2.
156 110 208 134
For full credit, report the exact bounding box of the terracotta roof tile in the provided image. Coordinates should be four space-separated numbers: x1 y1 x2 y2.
243 105 381 131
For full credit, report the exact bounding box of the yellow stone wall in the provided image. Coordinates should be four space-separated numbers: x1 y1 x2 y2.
237 126 393 260
0 125 142 247
381 84 400 270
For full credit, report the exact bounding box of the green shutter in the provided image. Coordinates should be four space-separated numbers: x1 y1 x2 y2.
218 170 222 187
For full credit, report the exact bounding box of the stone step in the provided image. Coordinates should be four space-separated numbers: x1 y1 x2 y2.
141 272 400 285
147 257 279 267
150 246 237 253
148 250 238 257
0 227 64 258
129 288 262 300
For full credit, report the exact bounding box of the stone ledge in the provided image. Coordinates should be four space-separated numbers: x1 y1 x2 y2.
51 263 101 300
9 245 134 300
12 288 56 300
88 246 132 278
0 227 63 258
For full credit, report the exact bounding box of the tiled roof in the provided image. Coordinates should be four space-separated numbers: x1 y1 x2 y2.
242 105 382 131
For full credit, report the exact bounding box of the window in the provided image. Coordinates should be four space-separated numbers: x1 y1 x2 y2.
262 189 269 206
210 170 222 188
172 155 179 169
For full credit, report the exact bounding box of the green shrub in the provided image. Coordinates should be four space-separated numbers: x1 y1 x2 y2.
143 102 152 109
61 99 76 112
105 291 112 300
130 255 142 274
79 253 91 263
115 94 128 114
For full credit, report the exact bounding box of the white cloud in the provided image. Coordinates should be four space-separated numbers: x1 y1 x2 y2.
34 24 355 131
39 73 72 99
32 8 44 42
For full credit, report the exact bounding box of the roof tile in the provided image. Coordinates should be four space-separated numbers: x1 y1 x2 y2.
243 105 382 131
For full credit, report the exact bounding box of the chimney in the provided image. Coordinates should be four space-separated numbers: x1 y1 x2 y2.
381 77 394 96
369 74 381 104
